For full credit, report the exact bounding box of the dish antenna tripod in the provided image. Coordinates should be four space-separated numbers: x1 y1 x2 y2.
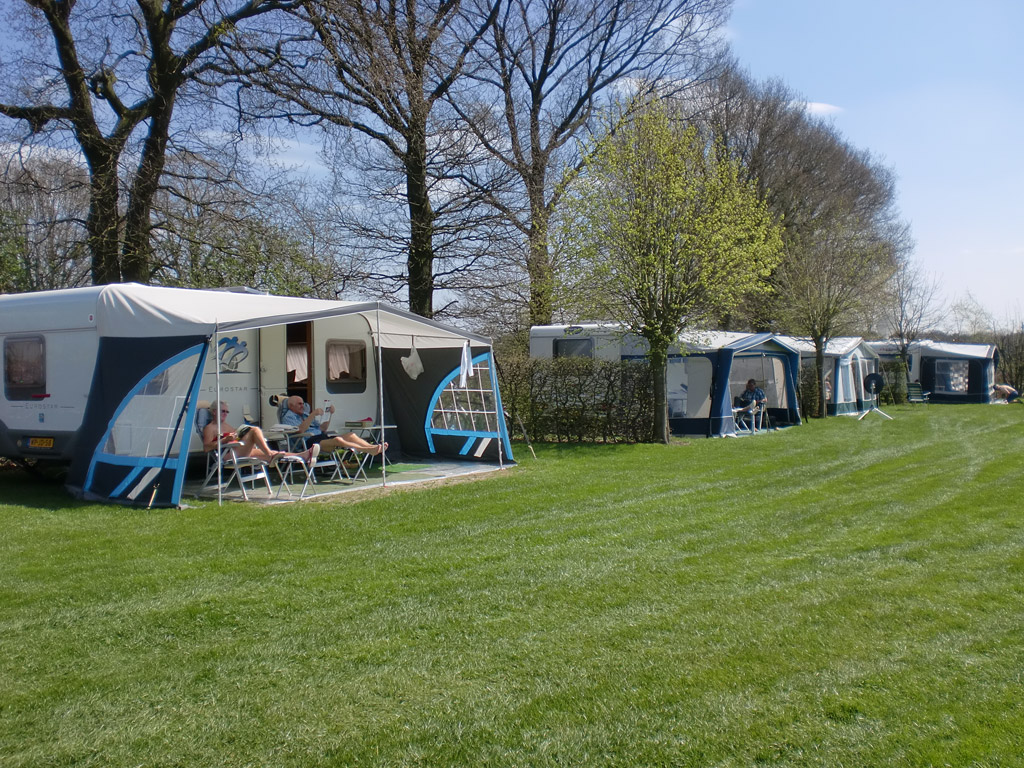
858 372 893 421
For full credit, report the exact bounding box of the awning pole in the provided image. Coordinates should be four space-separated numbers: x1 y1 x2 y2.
215 323 223 506
376 304 386 487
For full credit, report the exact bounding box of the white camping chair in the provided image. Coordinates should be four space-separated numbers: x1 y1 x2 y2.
273 452 318 499
196 401 272 500
326 444 372 483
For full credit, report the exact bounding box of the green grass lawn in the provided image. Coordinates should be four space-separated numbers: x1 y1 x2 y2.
2 405 1023 766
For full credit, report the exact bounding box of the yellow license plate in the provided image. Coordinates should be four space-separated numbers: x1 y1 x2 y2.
28 437 54 449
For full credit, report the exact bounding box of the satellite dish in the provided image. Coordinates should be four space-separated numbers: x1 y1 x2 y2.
859 372 894 421
864 373 885 396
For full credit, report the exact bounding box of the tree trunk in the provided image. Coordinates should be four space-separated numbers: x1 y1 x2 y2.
899 345 911 385
526 173 553 327
122 95 175 283
650 343 670 444
814 337 827 418
406 133 435 318
85 150 122 285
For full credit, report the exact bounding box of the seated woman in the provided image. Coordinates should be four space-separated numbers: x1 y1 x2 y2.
203 401 319 465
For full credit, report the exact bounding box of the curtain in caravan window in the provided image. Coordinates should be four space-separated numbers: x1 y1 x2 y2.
327 340 366 382
4 335 46 400
328 344 350 379
287 344 308 384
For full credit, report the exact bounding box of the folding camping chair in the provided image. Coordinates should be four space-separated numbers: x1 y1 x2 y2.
733 398 764 433
273 452 318 499
325 445 372 483
196 401 272 500
268 393 340 484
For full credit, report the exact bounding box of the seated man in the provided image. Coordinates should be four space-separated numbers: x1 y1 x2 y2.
737 379 767 428
282 396 387 455
203 401 319 465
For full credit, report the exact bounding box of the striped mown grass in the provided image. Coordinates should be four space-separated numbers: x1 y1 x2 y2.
2 404 1023 766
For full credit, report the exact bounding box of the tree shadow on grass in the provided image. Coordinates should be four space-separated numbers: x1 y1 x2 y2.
0 461 91 510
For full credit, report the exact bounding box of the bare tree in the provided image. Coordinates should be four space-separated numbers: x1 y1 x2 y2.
314 119 520 319
0 150 91 290
0 0 299 286
150 151 348 297
456 0 731 327
948 291 994 341
232 0 501 318
774 202 901 417
884 256 944 380
995 317 1024 392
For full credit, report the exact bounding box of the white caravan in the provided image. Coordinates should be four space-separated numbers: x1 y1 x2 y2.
2 285 445 462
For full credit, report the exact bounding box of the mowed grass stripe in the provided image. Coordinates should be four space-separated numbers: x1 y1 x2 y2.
2 404 1023 766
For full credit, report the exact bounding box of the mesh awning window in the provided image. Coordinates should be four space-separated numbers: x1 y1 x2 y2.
430 357 498 435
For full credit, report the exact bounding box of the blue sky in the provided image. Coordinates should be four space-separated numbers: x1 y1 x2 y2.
726 0 1024 327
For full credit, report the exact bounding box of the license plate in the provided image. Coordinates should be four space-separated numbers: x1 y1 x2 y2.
28 437 54 449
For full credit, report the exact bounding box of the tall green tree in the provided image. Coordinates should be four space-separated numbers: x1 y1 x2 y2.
560 103 782 443
458 0 731 327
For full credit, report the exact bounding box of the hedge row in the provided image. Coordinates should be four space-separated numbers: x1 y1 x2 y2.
497 356 654 444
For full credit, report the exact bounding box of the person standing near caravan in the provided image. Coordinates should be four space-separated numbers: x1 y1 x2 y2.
282 396 387 455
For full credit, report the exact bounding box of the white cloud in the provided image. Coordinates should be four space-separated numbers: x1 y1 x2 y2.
803 101 843 115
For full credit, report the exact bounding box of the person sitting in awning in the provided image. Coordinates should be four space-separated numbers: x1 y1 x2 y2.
282 396 387 456
203 401 319 465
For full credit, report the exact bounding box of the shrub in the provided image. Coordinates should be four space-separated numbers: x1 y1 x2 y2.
497 355 654 443
879 360 908 405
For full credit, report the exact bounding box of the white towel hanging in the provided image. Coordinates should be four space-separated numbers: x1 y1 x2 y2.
459 341 474 387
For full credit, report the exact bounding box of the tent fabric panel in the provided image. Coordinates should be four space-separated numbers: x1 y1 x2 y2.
380 346 511 461
708 348 738 437
380 346 465 457
66 335 207 507
424 351 513 461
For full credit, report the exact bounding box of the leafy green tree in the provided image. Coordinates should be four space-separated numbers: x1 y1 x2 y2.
560 103 782 443
0 209 30 293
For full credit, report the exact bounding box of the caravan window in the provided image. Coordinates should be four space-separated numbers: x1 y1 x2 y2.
4 336 46 401
325 339 367 394
553 338 593 358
